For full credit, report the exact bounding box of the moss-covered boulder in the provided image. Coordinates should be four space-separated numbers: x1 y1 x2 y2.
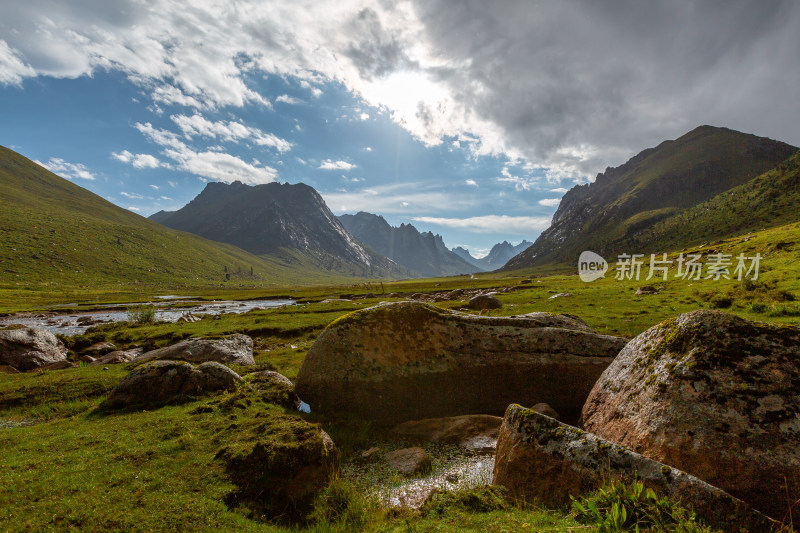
215 414 337 518
245 370 301 410
296 301 626 425
493 404 775 533
582 310 800 521
103 360 242 409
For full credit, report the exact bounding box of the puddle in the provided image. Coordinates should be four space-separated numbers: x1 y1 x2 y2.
0 299 296 336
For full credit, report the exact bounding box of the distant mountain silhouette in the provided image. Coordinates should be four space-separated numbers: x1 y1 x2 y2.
151 181 410 278
452 241 532 270
338 211 482 277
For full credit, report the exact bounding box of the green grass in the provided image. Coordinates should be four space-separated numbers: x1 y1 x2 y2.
2 220 800 531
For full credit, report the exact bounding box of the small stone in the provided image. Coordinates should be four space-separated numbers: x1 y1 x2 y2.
385 447 431 476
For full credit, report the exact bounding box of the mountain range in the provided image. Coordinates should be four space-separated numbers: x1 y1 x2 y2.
150 182 410 279
506 125 797 270
337 212 481 277
452 241 532 271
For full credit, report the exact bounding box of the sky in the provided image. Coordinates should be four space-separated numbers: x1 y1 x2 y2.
1 1 799 258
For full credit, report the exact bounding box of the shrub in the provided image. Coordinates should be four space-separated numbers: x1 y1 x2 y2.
422 485 508 517
571 479 716 533
127 305 157 324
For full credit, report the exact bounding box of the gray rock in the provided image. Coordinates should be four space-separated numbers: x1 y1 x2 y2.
583 310 800 521
635 285 659 295
385 447 431 476
81 341 117 355
468 294 503 310
494 404 776 533
296 302 626 425
103 360 242 409
90 347 143 366
0 327 67 371
548 292 573 299
132 334 255 366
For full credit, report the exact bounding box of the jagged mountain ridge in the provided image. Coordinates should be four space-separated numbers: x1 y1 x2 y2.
337 212 482 278
453 241 533 270
151 182 410 278
505 125 798 269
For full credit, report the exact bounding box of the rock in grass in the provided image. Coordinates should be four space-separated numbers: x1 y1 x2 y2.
216 417 337 518
0 327 67 371
132 334 255 366
385 447 431 476
582 310 800 521
392 414 502 454
90 347 143 366
467 294 502 310
103 360 242 409
81 341 117 355
245 370 301 410
296 302 626 425
493 404 775 533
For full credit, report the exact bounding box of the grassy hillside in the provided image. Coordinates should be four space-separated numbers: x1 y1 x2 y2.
0 146 360 296
634 149 800 252
507 126 797 269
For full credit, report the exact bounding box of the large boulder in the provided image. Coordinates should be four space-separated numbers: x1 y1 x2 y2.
215 417 337 518
103 360 242 409
392 414 502 453
582 310 800 521
132 334 255 366
296 302 626 425
245 370 302 410
468 294 502 310
385 447 432 476
494 404 775 533
0 327 68 371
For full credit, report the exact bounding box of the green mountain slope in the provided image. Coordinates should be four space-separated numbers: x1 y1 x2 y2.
635 149 800 252
505 125 797 269
0 146 353 289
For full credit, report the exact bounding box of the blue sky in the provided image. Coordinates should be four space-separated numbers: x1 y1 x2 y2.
2 1 799 257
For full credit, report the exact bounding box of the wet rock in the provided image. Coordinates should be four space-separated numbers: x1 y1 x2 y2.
90 347 143 366
296 302 626 425
582 310 800 521
494 404 776 533
392 414 502 454
81 341 117 355
41 360 77 370
80 355 96 364
0 327 67 371
386 447 431 476
132 334 255 366
531 402 561 420
245 370 301 409
216 420 337 518
468 294 503 310
103 360 242 409
176 314 201 323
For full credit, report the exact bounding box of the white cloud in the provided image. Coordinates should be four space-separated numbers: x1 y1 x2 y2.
359 112 370 120
120 191 147 200
112 150 162 169
127 206 141 212
169 113 292 152
159 195 172 201
3 1 799 179
276 94 301 104
0 39 35 86
149 184 159 190
364 146 372 152
412 215 551 235
323 182 477 214
319 159 356 171
465 179 478 187
167 180 178 188
36 158 95 180
550 187 569 194
538 198 561 207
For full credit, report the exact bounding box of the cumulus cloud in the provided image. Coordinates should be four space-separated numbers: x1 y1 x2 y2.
465 179 478 187
412 215 551 235
2 0 799 181
319 159 357 171
134 121 279 184
120 191 147 199
36 158 95 180
538 198 561 207
112 150 162 169
275 94 301 105
323 182 477 214
169 113 292 152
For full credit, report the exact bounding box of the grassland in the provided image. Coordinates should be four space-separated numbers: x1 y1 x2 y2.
1 221 799 532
